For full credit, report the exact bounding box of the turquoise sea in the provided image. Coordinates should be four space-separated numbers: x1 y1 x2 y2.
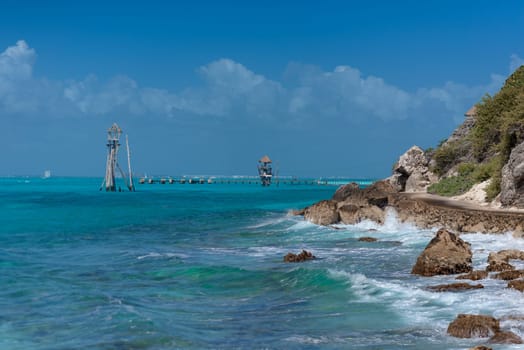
1 177 523 349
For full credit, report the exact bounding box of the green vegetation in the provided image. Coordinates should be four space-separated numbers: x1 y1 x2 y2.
431 138 472 177
427 174 475 197
428 65 524 199
427 160 499 197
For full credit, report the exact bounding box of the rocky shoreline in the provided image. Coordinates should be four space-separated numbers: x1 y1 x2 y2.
291 154 524 347
296 179 524 235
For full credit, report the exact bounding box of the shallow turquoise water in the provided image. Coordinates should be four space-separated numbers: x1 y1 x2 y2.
1 177 522 349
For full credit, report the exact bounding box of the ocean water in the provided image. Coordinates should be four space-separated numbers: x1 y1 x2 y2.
1 177 524 350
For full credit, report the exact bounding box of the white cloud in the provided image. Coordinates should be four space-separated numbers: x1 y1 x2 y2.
0 40 508 126
0 40 35 81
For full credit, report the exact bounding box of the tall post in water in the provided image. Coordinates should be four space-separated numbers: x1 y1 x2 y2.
100 123 135 192
103 123 122 192
126 134 135 192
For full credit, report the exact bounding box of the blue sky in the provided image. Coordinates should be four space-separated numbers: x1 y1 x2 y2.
1 1 523 177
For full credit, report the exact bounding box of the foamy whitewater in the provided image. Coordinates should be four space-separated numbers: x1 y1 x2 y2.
1 177 523 349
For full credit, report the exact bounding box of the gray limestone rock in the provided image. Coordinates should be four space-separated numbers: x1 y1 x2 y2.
501 141 524 208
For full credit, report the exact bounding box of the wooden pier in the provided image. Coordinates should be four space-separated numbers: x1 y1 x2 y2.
137 177 373 187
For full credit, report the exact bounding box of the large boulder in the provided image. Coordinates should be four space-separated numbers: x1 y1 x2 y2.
486 249 524 272
411 228 472 276
300 180 395 226
447 314 500 338
501 141 524 208
332 182 361 202
388 146 438 192
332 180 395 207
304 200 339 225
338 204 385 225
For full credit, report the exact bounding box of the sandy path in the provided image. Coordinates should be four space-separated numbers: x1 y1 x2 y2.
400 192 524 215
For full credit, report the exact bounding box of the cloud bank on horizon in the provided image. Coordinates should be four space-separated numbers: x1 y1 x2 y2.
1 40 516 126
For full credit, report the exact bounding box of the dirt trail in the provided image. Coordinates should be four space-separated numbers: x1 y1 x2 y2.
400 192 524 215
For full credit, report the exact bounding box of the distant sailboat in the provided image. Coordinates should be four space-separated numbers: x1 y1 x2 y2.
43 170 51 179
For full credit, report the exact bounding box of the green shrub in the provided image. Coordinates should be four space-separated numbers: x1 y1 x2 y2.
471 157 498 183
486 172 501 201
427 174 475 197
432 142 460 176
457 162 475 176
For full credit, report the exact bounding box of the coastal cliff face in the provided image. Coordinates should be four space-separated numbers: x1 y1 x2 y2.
425 65 524 207
299 65 524 232
501 142 524 207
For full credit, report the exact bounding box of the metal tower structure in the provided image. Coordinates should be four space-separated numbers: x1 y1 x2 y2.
257 155 273 187
100 123 135 192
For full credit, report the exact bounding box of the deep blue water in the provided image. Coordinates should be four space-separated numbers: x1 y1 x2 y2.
1 177 523 349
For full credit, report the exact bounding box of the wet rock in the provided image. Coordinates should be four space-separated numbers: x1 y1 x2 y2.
486 249 524 272
469 346 492 350
283 250 316 263
332 182 360 202
411 228 472 276
447 314 500 338
508 279 524 292
493 270 524 281
289 208 305 216
338 204 385 225
456 270 488 281
304 200 339 225
427 282 483 292
332 180 396 205
358 237 378 242
489 330 523 344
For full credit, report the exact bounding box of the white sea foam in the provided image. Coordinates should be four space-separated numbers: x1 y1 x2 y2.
285 335 331 344
247 216 288 229
328 268 524 339
137 252 187 260
461 232 524 269
330 208 434 246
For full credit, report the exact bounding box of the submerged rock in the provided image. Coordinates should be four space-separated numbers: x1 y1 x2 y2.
488 330 523 344
447 314 500 338
358 236 378 242
427 282 483 292
493 270 524 281
283 250 316 263
411 228 472 276
456 270 488 281
508 280 524 292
